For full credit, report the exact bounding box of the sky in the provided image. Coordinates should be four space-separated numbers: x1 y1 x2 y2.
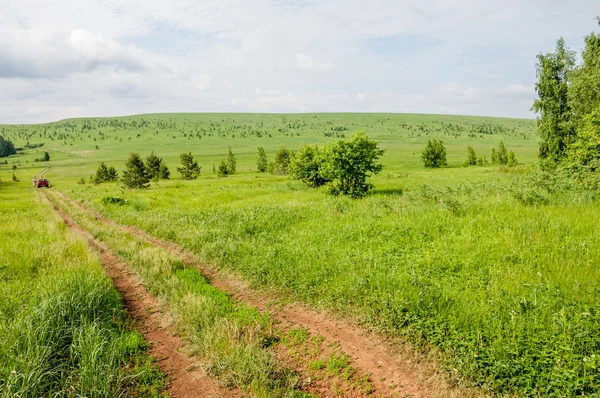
0 0 598 124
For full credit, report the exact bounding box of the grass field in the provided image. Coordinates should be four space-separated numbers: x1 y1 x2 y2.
0 181 167 396
3 113 600 396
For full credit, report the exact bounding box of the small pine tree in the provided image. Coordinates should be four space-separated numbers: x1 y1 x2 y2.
177 152 201 180
497 141 509 165
121 153 150 189
421 139 447 168
106 166 118 181
507 151 518 167
227 146 236 174
95 162 109 183
42 151 50 161
257 146 268 172
159 163 170 179
467 145 477 166
491 148 498 165
217 160 229 177
12 173 19 182
145 152 164 181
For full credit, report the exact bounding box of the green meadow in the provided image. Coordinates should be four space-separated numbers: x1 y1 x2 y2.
2 113 600 396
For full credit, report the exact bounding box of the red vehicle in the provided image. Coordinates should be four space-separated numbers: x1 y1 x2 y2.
37 178 50 188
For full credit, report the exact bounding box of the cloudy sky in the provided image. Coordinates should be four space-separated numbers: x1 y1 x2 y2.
0 0 598 123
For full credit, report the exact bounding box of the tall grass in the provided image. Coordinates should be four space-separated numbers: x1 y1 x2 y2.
71 175 600 396
0 183 166 397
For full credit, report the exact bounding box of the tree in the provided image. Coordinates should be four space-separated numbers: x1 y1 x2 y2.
319 132 384 198
507 151 518 167
106 166 119 181
94 162 109 183
0 136 16 158
146 152 169 181
41 151 50 161
421 139 447 168
289 145 330 188
466 145 477 166
532 38 577 161
217 160 229 177
226 146 236 175
569 19 600 126
273 147 291 175
566 107 600 167
257 146 268 172
122 153 150 189
497 141 509 165
177 152 201 180
159 163 170 179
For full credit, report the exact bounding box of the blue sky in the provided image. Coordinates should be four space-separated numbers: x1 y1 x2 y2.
0 0 598 123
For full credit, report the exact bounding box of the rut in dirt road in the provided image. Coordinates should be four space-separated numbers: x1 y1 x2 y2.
41 191 234 398
53 190 483 398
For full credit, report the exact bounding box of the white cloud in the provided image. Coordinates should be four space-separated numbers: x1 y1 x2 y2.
0 0 599 123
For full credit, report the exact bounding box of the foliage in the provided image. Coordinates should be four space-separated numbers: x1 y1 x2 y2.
507 151 518 167
34 151 50 162
288 145 330 188
532 38 577 161
466 145 477 166
177 152 201 180
11 173 19 182
226 146 236 175
421 139 447 168
146 152 169 181
272 147 291 175
257 146 268 172
497 140 508 165
101 195 129 205
122 153 151 189
217 160 229 177
0 136 16 158
319 132 384 198
92 162 119 184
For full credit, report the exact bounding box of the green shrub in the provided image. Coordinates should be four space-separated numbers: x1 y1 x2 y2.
272 147 291 175
466 145 477 166
421 139 447 168
101 196 129 205
257 146 268 173
177 152 201 180
288 145 330 188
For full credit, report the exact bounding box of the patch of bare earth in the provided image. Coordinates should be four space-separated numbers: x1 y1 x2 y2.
42 191 234 398
56 191 485 398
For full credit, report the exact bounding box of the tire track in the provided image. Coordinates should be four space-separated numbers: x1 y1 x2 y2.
54 190 483 398
41 190 234 398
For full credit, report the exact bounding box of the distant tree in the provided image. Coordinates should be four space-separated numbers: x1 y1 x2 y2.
466 145 477 166
257 146 268 172
421 139 447 168
12 173 19 182
177 152 201 180
289 145 330 188
146 152 169 181
507 151 518 167
273 147 291 175
0 136 16 158
217 160 229 177
41 151 50 161
497 141 509 165
159 163 170 179
106 166 119 181
94 162 109 183
226 146 236 174
491 148 498 165
532 38 577 160
319 132 384 198
122 153 150 189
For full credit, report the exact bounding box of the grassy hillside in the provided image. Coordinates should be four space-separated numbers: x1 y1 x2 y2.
6 113 600 396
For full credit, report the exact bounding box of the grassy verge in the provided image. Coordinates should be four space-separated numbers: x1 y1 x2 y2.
0 182 167 397
67 174 600 396
47 190 315 397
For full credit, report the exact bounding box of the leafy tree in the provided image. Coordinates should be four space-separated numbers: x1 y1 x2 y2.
532 38 577 161
273 147 291 175
257 146 268 172
566 107 600 167
146 152 169 181
177 152 201 180
289 145 330 188
226 146 236 175
319 132 384 198
491 148 498 165
497 141 509 165
421 139 447 168
569 19 600 125
0 136 16 158
121 153 150 189
467 145 477 166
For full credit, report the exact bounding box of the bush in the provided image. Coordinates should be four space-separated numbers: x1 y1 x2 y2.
257 146 268 173
497 141 509 165
121 153 150 189
288 145 330 188
12 173 19 182
177 152 201 180
101 196 129 205
466 145 477 166
508 151 518 167
226 146 236 175
272 147 291 175
319 132 384 198
217 160 229 177
146 152 169 181
34 152 50 162
421 139 447 168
